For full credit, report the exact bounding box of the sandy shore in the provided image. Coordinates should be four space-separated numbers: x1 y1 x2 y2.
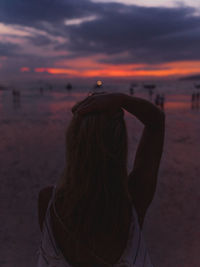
0 89 200 267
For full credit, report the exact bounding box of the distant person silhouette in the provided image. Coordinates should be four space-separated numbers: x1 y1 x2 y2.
129 87 134 95
155 94 165 110
37 92 165 267
12 89 20 97
144 85 156 102
66 83 72 91
12 89 21 109
155 94 160 106
191 92 196 109
196 92 200 109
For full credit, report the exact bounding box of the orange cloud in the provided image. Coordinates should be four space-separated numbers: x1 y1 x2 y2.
34 60 200 78
20 67 30 72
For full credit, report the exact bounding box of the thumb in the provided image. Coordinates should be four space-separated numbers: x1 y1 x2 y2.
77 104 93 115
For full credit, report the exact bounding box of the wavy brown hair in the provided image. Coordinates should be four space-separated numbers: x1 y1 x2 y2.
55 92 132 256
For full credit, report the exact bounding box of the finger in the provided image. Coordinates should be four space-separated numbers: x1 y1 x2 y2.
71 103 80 113
71 97 93 113
75 97 94 111
77 103 94 115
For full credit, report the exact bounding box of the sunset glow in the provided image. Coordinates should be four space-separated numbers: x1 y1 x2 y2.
33 60 200 78
0 0 200 82
20 67 30 72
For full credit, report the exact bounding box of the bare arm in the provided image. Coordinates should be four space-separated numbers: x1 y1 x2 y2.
74 92 165 228
120 94 165 228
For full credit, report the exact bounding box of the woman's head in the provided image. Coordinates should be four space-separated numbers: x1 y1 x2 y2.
66 93 128 191
57 92 131 242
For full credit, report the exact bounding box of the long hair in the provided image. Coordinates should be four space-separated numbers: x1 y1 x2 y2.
55 92 132 254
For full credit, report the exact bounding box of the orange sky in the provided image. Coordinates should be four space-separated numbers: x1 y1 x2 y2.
32 60 200 78
1 0 200 82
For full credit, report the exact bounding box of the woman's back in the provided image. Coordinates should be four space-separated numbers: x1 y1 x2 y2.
37 92 165 266
38 185 155 267
50 189 132 265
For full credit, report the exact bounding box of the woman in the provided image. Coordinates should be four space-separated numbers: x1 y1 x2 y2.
37 92 165 266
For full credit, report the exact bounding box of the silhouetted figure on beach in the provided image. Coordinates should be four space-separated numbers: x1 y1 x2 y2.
12 89 21 109
191 92 195 109
66 83 72 91
196 92 199 109
37 92 164 266
129 83 137 95
12 89 20 97
129 87 134 95
193 84 200 109
144 84 156 102
155 94 165 110
191 92 199 109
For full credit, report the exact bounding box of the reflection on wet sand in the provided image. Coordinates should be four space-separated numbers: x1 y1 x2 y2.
0 89 199 123
165 101 189 110
1 85 200 267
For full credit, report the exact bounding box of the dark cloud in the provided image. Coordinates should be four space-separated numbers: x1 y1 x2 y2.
26 35 55 46
65 5 200 64
0 0 200 67
0 0 94 26
0 42 21 57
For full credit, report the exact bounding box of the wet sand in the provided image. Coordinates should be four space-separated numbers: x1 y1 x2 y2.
0 87 200 267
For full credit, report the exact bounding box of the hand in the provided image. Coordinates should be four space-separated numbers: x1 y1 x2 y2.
72 92 122 116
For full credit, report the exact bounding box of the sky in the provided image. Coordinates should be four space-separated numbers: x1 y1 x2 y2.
0 0 200 83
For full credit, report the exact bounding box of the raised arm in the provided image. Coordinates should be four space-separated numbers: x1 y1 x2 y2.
74 92 165 228
120 94 165 228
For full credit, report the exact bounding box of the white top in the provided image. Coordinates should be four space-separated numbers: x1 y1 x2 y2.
37 186 155 267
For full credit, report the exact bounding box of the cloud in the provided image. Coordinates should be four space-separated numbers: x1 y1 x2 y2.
0 0 200 80
0 0 98 29
26 34 55 46
64 15 99 25
0 42 21 57
64 5 200 64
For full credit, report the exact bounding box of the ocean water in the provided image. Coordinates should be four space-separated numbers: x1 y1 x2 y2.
0 80 200 266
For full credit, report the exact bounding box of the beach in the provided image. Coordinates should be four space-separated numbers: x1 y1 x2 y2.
0 81 200 267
